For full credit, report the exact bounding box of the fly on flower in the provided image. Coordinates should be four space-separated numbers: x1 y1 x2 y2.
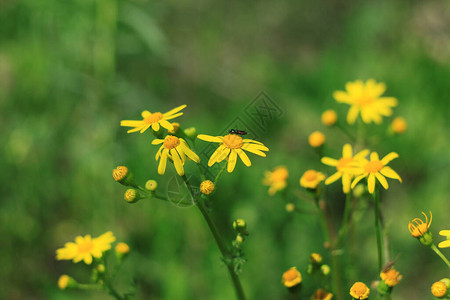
229 129 247 136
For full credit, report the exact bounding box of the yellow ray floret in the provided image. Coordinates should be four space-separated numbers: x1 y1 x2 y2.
263 166 288 195
56 231 116 264
333 79 397 124
197 134 269 173
350 151 402 194
408 211 432 238
152 135 200 176
438 230 450 248
121 104 186 133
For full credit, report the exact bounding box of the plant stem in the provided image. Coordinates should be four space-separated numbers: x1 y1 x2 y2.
373 188 384 271
336 192 352 246
214 163 227 183
431 244 450 268
182 175 246 300
336 123 356 142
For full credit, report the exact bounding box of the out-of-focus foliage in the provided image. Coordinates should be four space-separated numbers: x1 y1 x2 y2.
0 0 449 299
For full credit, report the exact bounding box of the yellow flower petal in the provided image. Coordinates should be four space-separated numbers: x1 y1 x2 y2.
351 174 367 189
236 149 251 167
216 148 231 163
197 134 223 143
381 152 399 165
227 150 238 173
325 172 342 185
321 157 338 166
438 240 450 248
158 149 169 174
163 104 186 117
347 105 360 124
151 122 160 132
439 230 450 236
379 166 402 182
367 173 376 194
170 149 184 176
152 139 164 145
208 145 226 166
120 120 144 127
375 173 389 190
141 110 152 118
159 119 174 131
370 152 379 161
165 112 183 120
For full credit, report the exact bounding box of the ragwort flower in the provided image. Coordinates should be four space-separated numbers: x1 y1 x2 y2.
120 104 186 133
333 79 397 124
349 282 370 299
438 230 450 248
408 211 433 238
197 133 268 173
321 144 369 194
350 151 402 194
152 135 199 176
300 169 325 189
56 231 116 264
282 267 302 288
263 166 288 195
312 289 333 300
380 268 402 287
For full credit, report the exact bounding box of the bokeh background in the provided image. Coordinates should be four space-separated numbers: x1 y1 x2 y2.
1 0 449 299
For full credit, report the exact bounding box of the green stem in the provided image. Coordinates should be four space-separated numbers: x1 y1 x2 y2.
182 175 246 300
336 123 356 142
431 244 450 268
77 284 103 291
336 192 352 246
373 188 384 271
214 163 227 183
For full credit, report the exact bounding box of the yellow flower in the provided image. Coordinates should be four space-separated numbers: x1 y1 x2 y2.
312 289 333 300
333 79 397 124
145 179 158 191
350 151 402 194
152 135 200 176
263 166 289 195
391 117 407 134
308 131 326 147
120 105 186 133
310 253 323 264
321 144 369 194
282 267 302 288
197 133 269 173
431 281 448 298
58 275 72 290
115 242 130 254
408 211 432 238
349 282 370 299
321 110 337 126
438 230 450 248
56 231 116 264
380 268 402 287
168 122 180 134
200 180 215 195
300 169 325 189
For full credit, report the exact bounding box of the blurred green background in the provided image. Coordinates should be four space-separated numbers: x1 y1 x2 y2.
1 0 449 299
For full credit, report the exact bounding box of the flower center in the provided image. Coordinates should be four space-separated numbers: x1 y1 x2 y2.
337 157 353 170
284 269 298 281
144 112 163 124
272 168 288 181
304 170 318 181
163 135 180 149
364 160 383 173
77 241 94 253
356 97 374 107
222 134 243 149
351 283 368 296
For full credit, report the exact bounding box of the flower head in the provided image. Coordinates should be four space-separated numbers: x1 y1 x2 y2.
152 135 199 176
350 151 402 194
145 179 158 191
197 133 268 173
380 268 402 287
438 230 450 248
121 105 186 133
313 289 333 300
200 180 215 195
115 242 130 254
321 110 337 126
310 253 323 265
391 117 407 134
408 211 432 238
263 166 288 195
282 267 302 288
322 144 369 194
113 166 135 186
349 282 370 299
286 203 295 212
431 280 449 298
56 231 116 264
308 131 326 148
333 79 397 124
300 169 325 189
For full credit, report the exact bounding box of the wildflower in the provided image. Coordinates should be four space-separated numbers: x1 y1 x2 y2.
349 282 370 299
263 166 288 195
113 166 135 186
321 110 337 126
282 267 302 288
152 135 200 176
233 219 247 233
312 288 333 300
58 275 76 290
431 280 449 298
124 188 143 203
120 105 186 133
168 122 180 134
200 180 215 195
197 133 268 173
310 253 323 265
321 264 331 276
321 144 369 194
408 211 433 246
391 117 407 134
308 131 326 148
300 170 325 189
438 230 450 248
333 79 397 124
56 232 116 264
115 242 130 254
286 203 295 212
145 179 158 191
380 268 402 287
350 151 402 194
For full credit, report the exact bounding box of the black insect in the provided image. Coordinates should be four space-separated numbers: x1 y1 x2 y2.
229 129 247 136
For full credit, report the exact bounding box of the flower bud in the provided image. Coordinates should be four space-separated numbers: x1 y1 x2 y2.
431 280 448 298
285 203 295 212
233 219 247 235
184 127 197 139
145 180 158 191
282 267 302 290
308 131 326 148
124 188 143 203
58 274 77 290
310 253 323 265
352 183 365 198
200 180 215 195
419 232 434 246
168 122 180 134
320 264 331 276
321 110 337 126
391 117 407 134
113 166 136 187
115 242 130 262
236 234 244 244
377 280 389 295
96 264 105 274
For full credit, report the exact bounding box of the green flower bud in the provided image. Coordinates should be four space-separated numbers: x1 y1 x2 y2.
184 127 197 139
320 264 331 276
419 232 434 246
58 275 77 290
377 280 389 295
113 166 136 187
145 180 158 191
124 189 143 203
233 219 248 235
